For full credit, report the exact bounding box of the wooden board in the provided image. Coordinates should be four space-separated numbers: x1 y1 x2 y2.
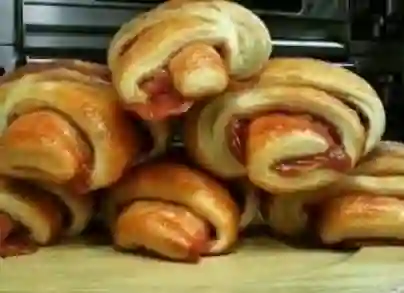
2 237 404 293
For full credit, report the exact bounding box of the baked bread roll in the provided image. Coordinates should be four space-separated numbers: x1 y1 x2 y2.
0 178 93 258
185 57 386 194
108 0 271 121
318 141 404 246
104 162 239 263
0 60 139 194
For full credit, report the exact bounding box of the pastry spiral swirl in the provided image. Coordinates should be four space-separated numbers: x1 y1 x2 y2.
318 141 404 245
108 0 271 120
0 60 139 194
0 178 93 258
185 58 386 194
104 162 239 262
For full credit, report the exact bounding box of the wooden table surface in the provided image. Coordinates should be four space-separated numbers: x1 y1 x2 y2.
1 237 404 293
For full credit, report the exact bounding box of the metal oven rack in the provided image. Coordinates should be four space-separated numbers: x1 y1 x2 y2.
19 0 351 64
0 0 22 75
350 0 404 141
2 0 404 141
13 0 355 145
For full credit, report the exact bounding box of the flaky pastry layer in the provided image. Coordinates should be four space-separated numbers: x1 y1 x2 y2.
185 58 385 194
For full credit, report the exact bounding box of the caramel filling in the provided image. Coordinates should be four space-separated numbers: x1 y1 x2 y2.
227 113 351 176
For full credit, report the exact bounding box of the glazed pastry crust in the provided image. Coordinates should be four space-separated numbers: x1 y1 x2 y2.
339 141 404 196
318 141 404 244
0 60 139 193
105 163 240 258
115 200 210 261
108 0 271 105
319 194 404 244
258 58 385 154
185 58 385 194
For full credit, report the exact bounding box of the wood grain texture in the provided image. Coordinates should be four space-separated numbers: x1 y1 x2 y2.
1 238 404 293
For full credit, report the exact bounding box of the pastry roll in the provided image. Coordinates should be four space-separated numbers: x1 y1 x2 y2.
107 0 271 121
0 60 139 194
318 141 404 246
185 58 385 194
104 162 239 263
0 178 93 258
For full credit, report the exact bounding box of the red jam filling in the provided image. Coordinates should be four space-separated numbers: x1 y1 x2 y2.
226 113 351 176
133 69 193 121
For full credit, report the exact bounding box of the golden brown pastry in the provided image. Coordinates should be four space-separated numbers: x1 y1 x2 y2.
0 178 93 258
318 141 404 246
0 60 139 194
104 162 239 263
185 57 386 194
107 0 271 121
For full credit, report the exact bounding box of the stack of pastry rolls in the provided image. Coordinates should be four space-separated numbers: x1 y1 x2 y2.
0 60 143 257
103 0 271 262
184 56 386 238
0 0 400 264
0 0 270 261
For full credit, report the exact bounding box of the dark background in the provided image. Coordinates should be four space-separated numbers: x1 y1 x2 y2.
1 0 403 140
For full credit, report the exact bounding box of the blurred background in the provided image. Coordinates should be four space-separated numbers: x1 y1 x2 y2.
1 0 403 140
